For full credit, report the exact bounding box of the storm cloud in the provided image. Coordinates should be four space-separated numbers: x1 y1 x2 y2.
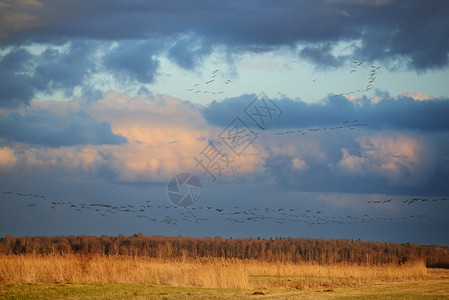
1 0 448 72
202 93 449 132
2 1 449 106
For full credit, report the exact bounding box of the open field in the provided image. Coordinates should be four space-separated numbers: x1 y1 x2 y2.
1 276 448 299
1 254 448 298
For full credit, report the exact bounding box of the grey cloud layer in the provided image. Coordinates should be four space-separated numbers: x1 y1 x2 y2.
0 110 127 147
0 90 447 196
263 133 449 196
202 94 449 132
1 0 448 71
202 94 449 195
0 41 96 107
103 41 161 84
2 1 448 107
0 40 161 107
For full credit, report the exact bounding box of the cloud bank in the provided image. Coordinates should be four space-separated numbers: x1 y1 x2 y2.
2 0 448 70
1 91 447 196
1 0 449 107
202 93 449 132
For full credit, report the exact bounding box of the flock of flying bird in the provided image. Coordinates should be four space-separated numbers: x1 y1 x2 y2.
189 61 378 99
222 120 368 142
366 197 449 205
186 69 231 95
333 61 381 97
1 191 46 199
2 191 444 227
213 60 378 141
1 60 444 229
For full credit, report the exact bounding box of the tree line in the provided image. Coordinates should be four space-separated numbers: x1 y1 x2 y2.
1 234 448 268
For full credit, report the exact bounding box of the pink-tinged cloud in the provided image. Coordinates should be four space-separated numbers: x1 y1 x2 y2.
2 91 267 183
335 133 436 187
292 158 308 171
23 146 101 173
0 146 18 169
399 93 440 101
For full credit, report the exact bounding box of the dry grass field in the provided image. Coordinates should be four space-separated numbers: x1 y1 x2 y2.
1 254 448 298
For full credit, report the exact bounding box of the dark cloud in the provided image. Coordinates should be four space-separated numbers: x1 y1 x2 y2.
299 42 346 68
202 93 449 196
0 111 127 147
1 0 448 71
354 1 449 71
202 94 449 132
167 35 212 70
34 41 94 93
201 94 256 126
0 48 36 107
365 96 449 132
103 41 161 84
0 41 95 107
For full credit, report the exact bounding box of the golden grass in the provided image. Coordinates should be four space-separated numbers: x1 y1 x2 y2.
0 255 250 288
0 254 434 290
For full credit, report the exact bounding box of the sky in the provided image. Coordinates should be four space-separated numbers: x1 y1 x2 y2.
1 0 449 245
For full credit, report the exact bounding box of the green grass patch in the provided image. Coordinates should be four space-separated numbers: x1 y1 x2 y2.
1 280 448 299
